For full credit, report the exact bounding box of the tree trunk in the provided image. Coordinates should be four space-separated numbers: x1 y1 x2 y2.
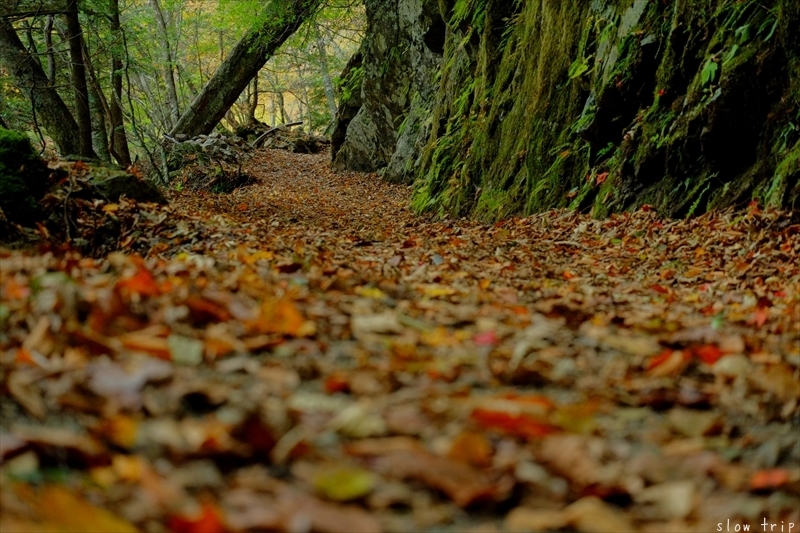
82 37 111 162
149 0 179 127
247 75 258 124
64 0 95 158
108 0 131 166
0 17 80 154
314 24 338 119
44 15 55 85
278 91 287 124
170 0 323 137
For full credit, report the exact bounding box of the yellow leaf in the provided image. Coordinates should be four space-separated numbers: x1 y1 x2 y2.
355 286 388 299
421 285 457 298
15 484 138 533
98 414 139 449
314 466 375 501
102 203 120 213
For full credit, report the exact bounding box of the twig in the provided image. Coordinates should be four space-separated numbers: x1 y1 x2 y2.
28 87 47 155
63 175 74 241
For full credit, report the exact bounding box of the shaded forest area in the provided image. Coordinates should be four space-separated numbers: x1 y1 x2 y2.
1 1 799 533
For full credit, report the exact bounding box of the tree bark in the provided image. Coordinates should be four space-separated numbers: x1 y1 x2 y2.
0 17 80 154
247 75 258 124
108 0 130 166
82 37 111 162
64 0 95 158
314 23 337 118
149 0 179 127
44 15 55 84
170 0 323 137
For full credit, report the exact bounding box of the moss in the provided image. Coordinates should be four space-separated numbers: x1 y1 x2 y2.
0 128 48 226
412 0 798 221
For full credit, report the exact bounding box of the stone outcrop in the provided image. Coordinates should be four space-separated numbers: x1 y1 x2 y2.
336 0 800 219
330 0 443 181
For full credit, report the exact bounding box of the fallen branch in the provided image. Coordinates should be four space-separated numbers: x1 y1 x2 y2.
251 121 303 149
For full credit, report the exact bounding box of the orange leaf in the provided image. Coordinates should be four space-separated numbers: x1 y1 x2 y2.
449 431 493 468
3 278 30 300
563 270 575 280
595 172 608 185
15 347 36 365
97 415 139 449
647 349 676 371
252 299 305 336
750 469 790 491
14 484 137 533
753 307 769 328
471 408 560 440
120 333 171 360
650 284 670 294
117 268 160 297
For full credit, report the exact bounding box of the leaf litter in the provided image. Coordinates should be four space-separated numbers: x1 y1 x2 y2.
1 149 799 532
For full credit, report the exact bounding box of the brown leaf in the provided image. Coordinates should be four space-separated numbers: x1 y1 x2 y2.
372 448 498 507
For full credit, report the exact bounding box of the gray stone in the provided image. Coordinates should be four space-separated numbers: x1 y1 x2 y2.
90 170 166 204
331 0 443 180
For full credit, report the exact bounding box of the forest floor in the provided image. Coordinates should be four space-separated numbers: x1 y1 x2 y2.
1 149 799 533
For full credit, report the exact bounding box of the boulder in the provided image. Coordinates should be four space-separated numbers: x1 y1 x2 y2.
330 0 443 179
87 167 166 204
0 128 49 226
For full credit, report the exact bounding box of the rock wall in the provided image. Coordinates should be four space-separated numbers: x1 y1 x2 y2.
337 0 800 219
413 0 800 219
330 0 443 181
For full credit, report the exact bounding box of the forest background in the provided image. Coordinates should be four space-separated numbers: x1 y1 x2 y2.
0 0 363 165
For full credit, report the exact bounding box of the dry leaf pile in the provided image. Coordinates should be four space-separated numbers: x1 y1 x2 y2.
1 149 799 533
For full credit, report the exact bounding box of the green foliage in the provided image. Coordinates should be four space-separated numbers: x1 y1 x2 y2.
335 65 364 103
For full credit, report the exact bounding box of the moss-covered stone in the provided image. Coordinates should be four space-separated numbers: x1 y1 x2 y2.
409 0 799 219
0 128 49 226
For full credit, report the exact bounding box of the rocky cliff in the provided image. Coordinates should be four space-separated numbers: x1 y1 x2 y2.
335 0 800 219
330 0 443 181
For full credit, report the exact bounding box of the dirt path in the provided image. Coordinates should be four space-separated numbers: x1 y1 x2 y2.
1 150 799 532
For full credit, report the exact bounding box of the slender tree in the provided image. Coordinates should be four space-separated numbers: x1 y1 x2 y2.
149 0 179 126
170 0 324 137
64 0 95 158
108 0 131 166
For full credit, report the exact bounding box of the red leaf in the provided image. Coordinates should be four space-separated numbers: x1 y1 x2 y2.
168 502 226 533
324 373 350 394
693 344 723 365
473 330 498 346
595 172 608 185
650 284 670 294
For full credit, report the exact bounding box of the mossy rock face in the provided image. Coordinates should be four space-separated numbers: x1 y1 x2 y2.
0 128 49 226
396 0 800 219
